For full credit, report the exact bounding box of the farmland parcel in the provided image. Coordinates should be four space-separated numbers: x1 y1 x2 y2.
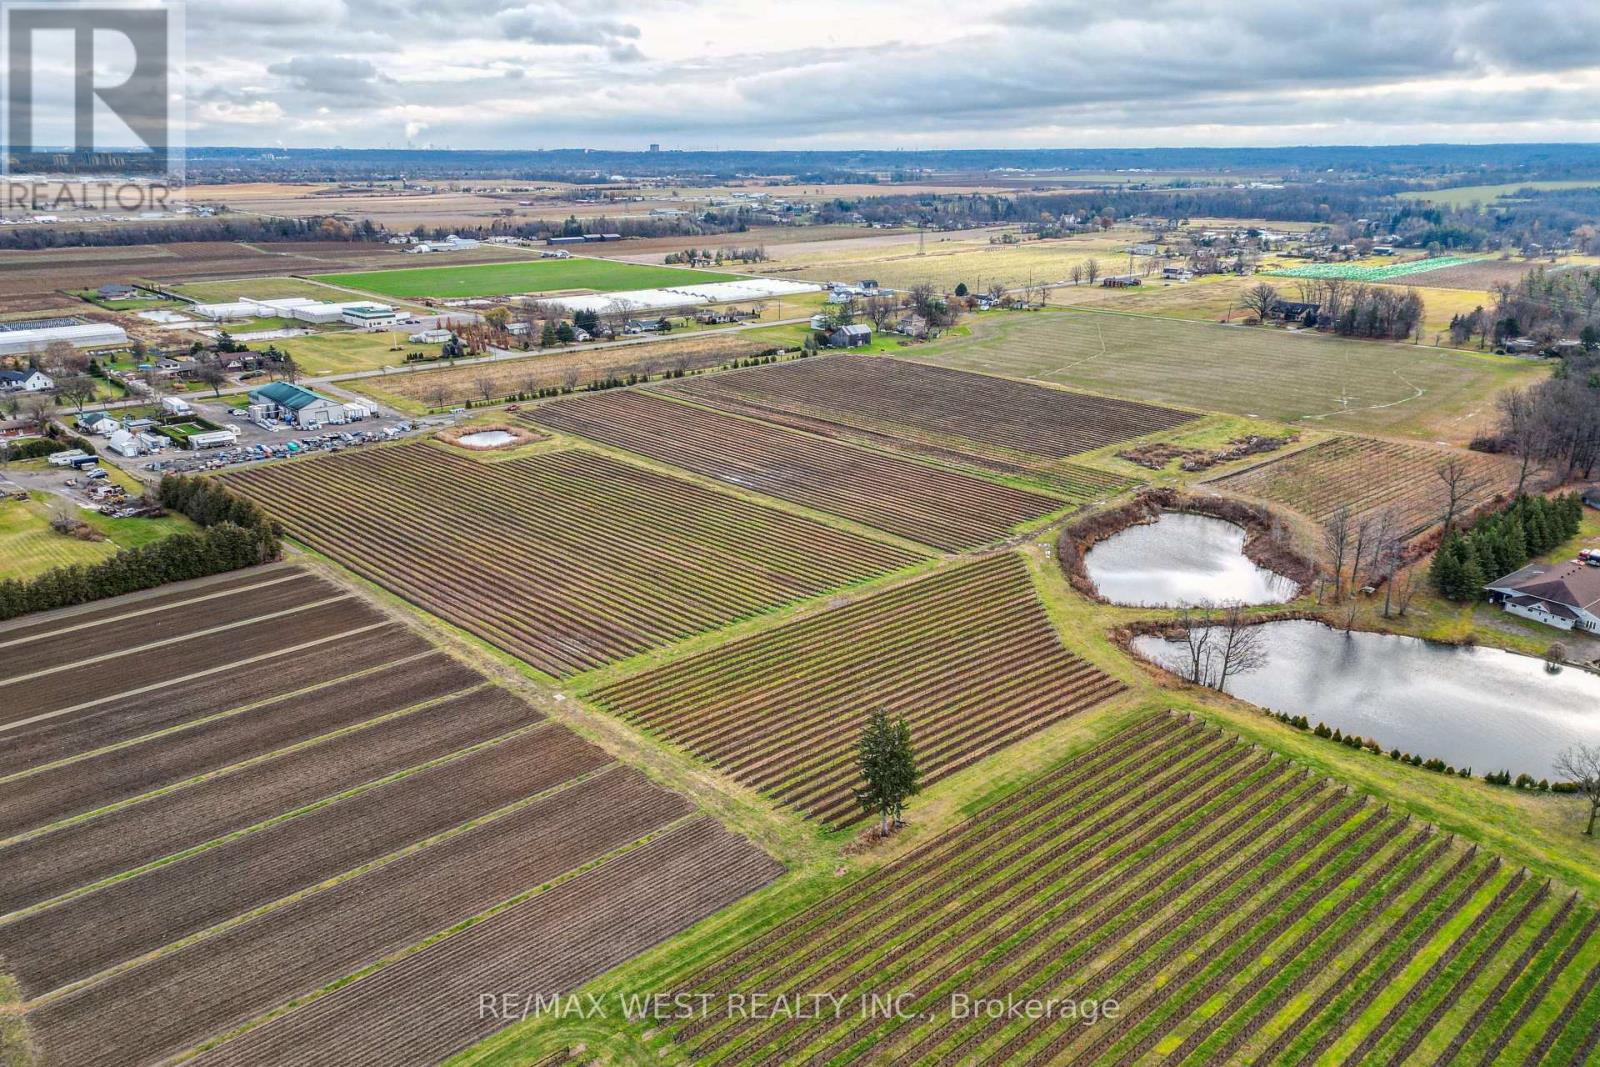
222 442 920 675
649 714 1600 1066
589 553 1125 826
1208 435 1520 538
312 258 741 299
528 390 1069 551
0 565 781 1067
919 310 1540 442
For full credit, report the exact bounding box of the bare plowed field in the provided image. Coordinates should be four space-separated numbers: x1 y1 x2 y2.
0 594 364 725
529 391 1067 550
1375 258 1533 291
187 818 784 1067
654 714 1600 1065
223 443 919 675
0 718 605 996
591 554 1125 825
25 770 705 1067
665 353 1197 459
0 650 475 837
0 622 429 776
0 685 537 914
4 570 780 1067
1207 434 1519 536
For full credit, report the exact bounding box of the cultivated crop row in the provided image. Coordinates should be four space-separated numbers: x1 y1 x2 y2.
590 554 1124 825
1266 255 1478 282
527 390 1067 551
3 570 784 1067
0 685 539 915
223 443 919 675
1208 434 1517 536
663 353 1196 461
187 818 783 1067
654 714 1600 1065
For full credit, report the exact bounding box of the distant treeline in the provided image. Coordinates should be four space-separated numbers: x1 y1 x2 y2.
0 215 379 251
179 144 1600 182
0 476 279 621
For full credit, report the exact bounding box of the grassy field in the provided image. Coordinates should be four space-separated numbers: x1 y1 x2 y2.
917 308 1544 442
0 487 194 580
1398 180 1600 208
311 259 742 299
751 228 1135 291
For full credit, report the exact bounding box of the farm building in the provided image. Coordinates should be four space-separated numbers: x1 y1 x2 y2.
1583 486 1600 510
828 324 873 348
0 322 128 356
249 381 348 428
0 368 54 392
1101 274 1141 288
190 302 258 321
1485 561 1600 632
1162 266 1194 281
77 412 119 435
341 304 401 328
97 284 139 300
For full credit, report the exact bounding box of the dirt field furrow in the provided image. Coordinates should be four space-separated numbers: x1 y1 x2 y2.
26 769 703 1067
0 623 431 777
0 597 367 725
0 708 606 996
0 651 478 841
186 818 784 1067
0 686 540 914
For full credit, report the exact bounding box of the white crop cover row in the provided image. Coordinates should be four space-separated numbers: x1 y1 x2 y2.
543 278 820 315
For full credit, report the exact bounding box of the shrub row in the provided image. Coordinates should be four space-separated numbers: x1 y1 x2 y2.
1 429 97 460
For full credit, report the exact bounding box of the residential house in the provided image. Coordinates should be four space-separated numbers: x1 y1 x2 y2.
1269 301 1320 326
0 368 54 392
1485 560 1600 632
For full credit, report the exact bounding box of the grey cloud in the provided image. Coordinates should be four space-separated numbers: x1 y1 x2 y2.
266 55 395 103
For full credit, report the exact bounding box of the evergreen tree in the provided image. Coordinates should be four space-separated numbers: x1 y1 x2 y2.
854 710 920 836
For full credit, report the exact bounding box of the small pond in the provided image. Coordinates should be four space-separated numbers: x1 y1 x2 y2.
456 430 516 448
1084 511 1298 607
1134 620 1600 777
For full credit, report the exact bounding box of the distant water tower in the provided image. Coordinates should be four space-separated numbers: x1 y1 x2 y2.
648 143 661 153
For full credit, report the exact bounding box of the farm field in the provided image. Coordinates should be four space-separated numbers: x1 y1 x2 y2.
748 227 1137 292
1373 257 1537 291
528 390 1069 551
0 241 478 310
919 309 1544 441
222 442 920 675
588 553 1125 826
662 352 1193 491
648 714 1600 1066
349 328 801 412
0 493 119 578
0 564 782 1067
1265 255 1479 282
1209 434 1520 537
311 258 741 299
1398 180 1600 207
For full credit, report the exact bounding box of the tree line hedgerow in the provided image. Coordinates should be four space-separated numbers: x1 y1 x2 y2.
0 476 280 621
1429 493 1583 600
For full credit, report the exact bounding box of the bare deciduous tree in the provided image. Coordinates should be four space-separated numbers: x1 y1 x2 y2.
1241 282 1279 322
1436 456 1492 534
1553 744 1600 836
1322 506 1353 600
1214 603 1269 689
1083 258 1100 285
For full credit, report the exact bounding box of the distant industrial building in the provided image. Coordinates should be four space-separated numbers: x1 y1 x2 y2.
249 381 348 428
341 304 401 328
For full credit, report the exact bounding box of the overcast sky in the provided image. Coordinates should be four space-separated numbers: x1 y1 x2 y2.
171 0 1600 150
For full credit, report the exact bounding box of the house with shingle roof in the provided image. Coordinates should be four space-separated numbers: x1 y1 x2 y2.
1485 560 1600 633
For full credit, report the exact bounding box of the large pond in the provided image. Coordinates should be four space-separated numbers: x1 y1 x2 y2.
1084 511 1298 607
456 430 516 448
1134 620 1600 777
